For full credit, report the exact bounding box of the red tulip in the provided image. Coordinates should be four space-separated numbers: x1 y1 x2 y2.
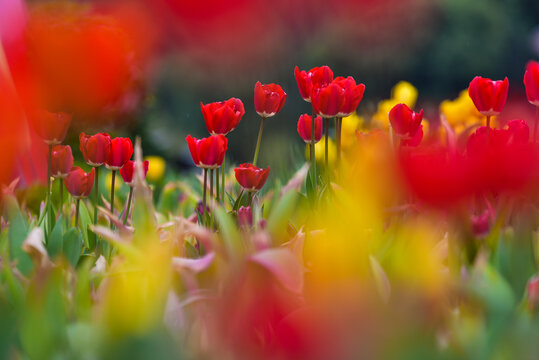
524 61 539 106
389 103 423 139
401 124 423 147
234 163 270 192
311 82 345 118
297 114 323 144
50 145 74 179
80 132 111 166
30 110 71 145
254 82 287 118
186 134 228 169
237 206 253 227
105 137 133 170
65 167 95 199
528 275 539 311
468 76 509 116
120 160 149 186
294 66 334 102
201 98 245 135
334 76 365 117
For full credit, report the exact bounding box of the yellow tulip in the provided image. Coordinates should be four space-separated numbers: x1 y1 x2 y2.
144 155 166 182
440 89 482 132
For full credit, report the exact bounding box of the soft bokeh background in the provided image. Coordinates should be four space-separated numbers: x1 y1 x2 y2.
2 0 539 183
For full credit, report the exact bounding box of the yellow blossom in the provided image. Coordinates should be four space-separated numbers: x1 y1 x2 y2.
144 155 166 182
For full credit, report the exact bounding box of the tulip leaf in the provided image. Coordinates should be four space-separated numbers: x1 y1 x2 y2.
266 190 298 243
213 206 242 258
5 195 32 276
63 228 83 267
79 201 92 249
46 216 63 259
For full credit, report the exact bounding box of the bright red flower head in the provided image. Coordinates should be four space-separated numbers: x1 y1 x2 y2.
201 98 245 135
297 114 323 144
468 76 509 116
294 66 334 102
186 134 228 169
401 124 423 147
234 163 270 192
120 160 149 186
334 76 365 117
50 145 73 179
311 82 345 118
30 110 71 145
105 137 133 170
80 132 111 166
65 167 95 199
389 103 423 139
254 82 287 118
524 60 539 106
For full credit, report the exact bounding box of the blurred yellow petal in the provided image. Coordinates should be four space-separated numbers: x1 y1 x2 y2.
145 155 166 182
391 81 418 108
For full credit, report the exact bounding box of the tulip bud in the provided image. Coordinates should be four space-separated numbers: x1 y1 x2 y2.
185 135 228 169
80 132 111 166
237 206 253 227
297 114 323 144
50 145 74 179
105 137 133 170
528 275 539 312
120 160 149 186
234 163 270 192
471 209 492 238
334 76 365 117
468 76 509 116
389 103 423 139
254 82 287 118
524 60 539 106
31 110 71 145
294 65 333 102
65 167 95 199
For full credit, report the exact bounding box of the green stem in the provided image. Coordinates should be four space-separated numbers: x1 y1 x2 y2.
75 198 80 227
202 169 208 218
59 178 64 226
221 157 226 204
210 169 214 202
311 109 317 192
336 117 342 166
253 117 266 167
94 166 99 227
110 170 116 226
46 144 52 239
216 167 220 203
123 187 133 225
324 118 329 169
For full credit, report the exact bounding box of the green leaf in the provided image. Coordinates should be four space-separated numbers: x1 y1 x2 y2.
79 201 92 249
266 190 298 243
5 196 32 275
63 228 83 267
213 206 242 258
46 216 63 258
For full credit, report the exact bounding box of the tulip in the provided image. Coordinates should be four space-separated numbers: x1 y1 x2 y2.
334 76 365 118
105 137 133 171
65 167 95 226
30 110 71 145
186 135 228 218
389 103 423 140
234 163 270 192
528 275 539 312
50 145 73 179
297 114 323 144
201 98 245 135
524 61 539 141
80 132 111 166
400 124 423 147
524 60 539 106
120 160 150 186
254 82 287 118
185 135 228 169
120 160 149 224
294 66 334 102
237 206 253 227
311 82 345 119
468 76 509 117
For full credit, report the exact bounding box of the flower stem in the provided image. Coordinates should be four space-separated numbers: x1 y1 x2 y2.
216 167 220 203
202 169 208 218
59 178 64 226
324 118 329 169
336 117 342 166
311 108 317 191
210 169 214 202
110 170 116 226
253 117 266 167
46 144 52 239
221 157 226 204
94 166 99 242
75 198 80 227
123 187 133 225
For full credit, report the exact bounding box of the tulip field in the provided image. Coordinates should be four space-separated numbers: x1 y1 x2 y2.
2 1 539 360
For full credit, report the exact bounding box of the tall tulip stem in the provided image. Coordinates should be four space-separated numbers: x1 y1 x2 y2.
94 166 99 231
253 117 266 167
336 117 342 165
210 169 214 202
216 167 220 203
221 157 226 203
46 144 52 237
110 170 116 223
202 169 208 218
75 199 80 227
123 187 133 225
310 109 317 191
59 178 64 226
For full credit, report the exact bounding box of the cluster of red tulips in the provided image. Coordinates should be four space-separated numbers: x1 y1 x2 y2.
31 111 149 242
